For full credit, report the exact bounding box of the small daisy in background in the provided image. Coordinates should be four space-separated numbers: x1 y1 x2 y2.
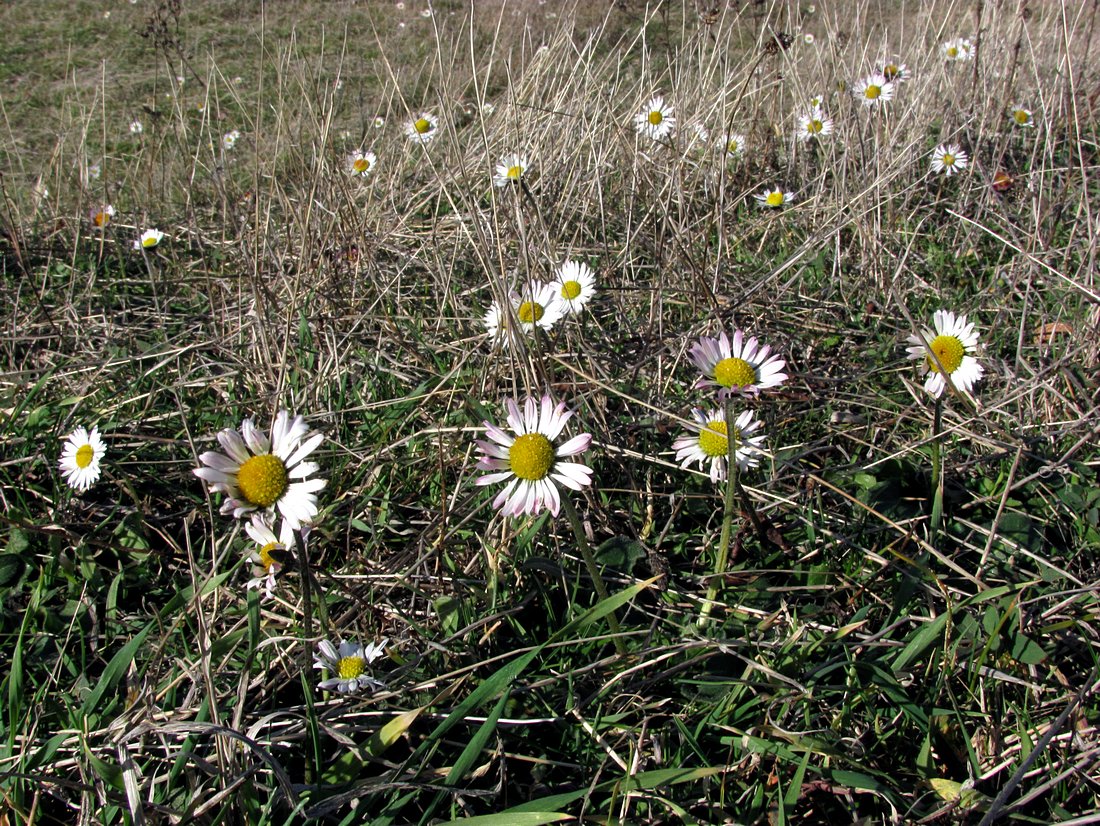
349 150 377 177
634 95 676 141
475 395 593 518
493 154 529 187
672 408 765 483
719 132 746 160
1009 105 1035 128
222 130 241 150
691 329 788 396
59 425 106 492
854 73 894 106
803 33 815 45
682 121 710 151
193 410 326 530
796 108 833 142
881 59 910 84
808 94 825 108
86 163 102 182
941 37 973 61
906 310 983 398
90 204 115 228
405 112 440 143
133 228 164 250
373 116 385 129
130 120 143 135
551 260 596 314
314 638 388 694
483 284 565 346
244 514 293 600
754 187 795 209
930 143 968 176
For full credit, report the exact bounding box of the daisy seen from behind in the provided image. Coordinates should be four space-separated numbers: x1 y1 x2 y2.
134 228 164 250
405 112 440 143
90 204 115 228
690 329 788 396
672 408 765 483
854 73 895 106
797 108 833 142
193 410 326 530
59 425 106 492
314 638 388 694
130 120 143 135
349 150 377 177
635 96 675 141
493 154 529 187
881 59 910 83
1009 106 1034 128
719 132 746 160
475 395 593 518
244 514 294 600
941 38 973 61
930 143 968 176
551 260 596 315
905 310 983 399
754 187 795 209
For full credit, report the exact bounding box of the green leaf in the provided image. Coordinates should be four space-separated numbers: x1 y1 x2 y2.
81 624 153 718
893 612 950 672
1011 632 1047 665
437 815 569 826
444 691 509 785
368 707 424 756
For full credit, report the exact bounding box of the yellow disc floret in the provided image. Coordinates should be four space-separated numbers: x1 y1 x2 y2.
75 444 94 469
808 119 823 134
337 655 366 679
236 454 289 507
942 152 956 167
714 357 757 388
561 280 582 300
353 157 370 173
648 110 664 126
258 542 283 570
414 118 432 134
509 433 554 481
865 85 881 100
926 334 965 375
518 301 545 324
507 165 523 180
698 420 735 458
766 191 785 207
1014 109 1030 125
884 63 899 80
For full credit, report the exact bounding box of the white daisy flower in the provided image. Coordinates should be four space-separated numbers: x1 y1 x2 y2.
133 228 165 250
854 74 895 106
803 33 815 45
754 187 795 208
193 410 326 530
551 260 596 314
373 116 385 129
797 109 833 142
634 96 676 140
682 121 710 149
314 638 388 694
672 408 765 483
493 154 529 187
719 132 746 159
405 112 440 143
941 38 973 61
244 514 293 600
483 283 565 347
475 395 593 518
690 329 788 396
808 94 824 108
882 60 910 83
222 130 241 150
87 163 102 182
349 150 377 177
906 310 983 398
130 120 143 135
1009 106 1034 128
930 143 968 176
90 204 115 228
59 425 106 492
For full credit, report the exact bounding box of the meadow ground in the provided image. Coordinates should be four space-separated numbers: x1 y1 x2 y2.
2 0 1099 823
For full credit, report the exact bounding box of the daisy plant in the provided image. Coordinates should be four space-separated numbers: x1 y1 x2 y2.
133 229 165 250
691 329 789 396
551 260 596 315
882 59 910 83
1009 106 1034 128
405 112 440 143
854 73 895 106
90 205 115 228
314 638 388 694
754 187 795 209
484 283 565 349
493 154 529 187
797 108 833 143
719 132 746 160
349 150 377 177
635 96 675 141
930 144 968 176
941 37 974 62
59 425 106 492
244 514 294 600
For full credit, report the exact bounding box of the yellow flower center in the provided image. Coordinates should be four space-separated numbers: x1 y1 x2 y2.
648 110 663 126
337 655 366 679
509 433 554 481
258 541 282 570
142 235 159 248
765 191 785 207
353 157 371 173
236 454 289 508
714 357 757 388
883 63 899 80
807 119 823 134
94 212 110 227
727 139 740 154
1014 109 1030 124
946 46 958 58
698 420 740 459
414 117 432 134
865 85 881 100
942 153 955 167
75 444 94 469
506 164 523 180
517 301 544 324
926 334 965 375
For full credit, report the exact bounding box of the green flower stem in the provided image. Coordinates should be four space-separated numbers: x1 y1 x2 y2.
929 396 945 549
294 528 315 641
698 398 740 628
559 495 628 655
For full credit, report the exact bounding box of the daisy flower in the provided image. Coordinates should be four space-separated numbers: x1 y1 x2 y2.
483 284 565 347
90 204 115 228
803 33 815 45
133 228 165 250
905 310 983 398
130 120 143 135
854 74 894 106
59 425 106 492
881 59 910 83
493 154 529 187
634 96 676 140
797 109 833 142
244 514 293 600
690 329 788 396
682 121 710 149
475 395 593 518
672 408 765 483
930 143 968 176
1009 106 1034 128
405 112 439 143
87 163 102 182
754 187 795 208
808 94 824 108
193 410 326 530
314 638 388 694
349 150 377 177
718 132 747 160
941 38 973 61
222 130 241 150
551 260 596 314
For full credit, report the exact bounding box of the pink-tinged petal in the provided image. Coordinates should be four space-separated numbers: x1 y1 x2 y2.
241 419 270 455
477 456 509 472
483 422 515 447
270 411 289 451
544 479 561 516
193 465 230 483
505 398 525 434
493 477 520 511
198 451 239 473
477 470 514 486
523 396 539 431
556 433 591 457
543 401 573 441
539 395 554 434
218 428 251 463
476 438 511 459
284 432 323 466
